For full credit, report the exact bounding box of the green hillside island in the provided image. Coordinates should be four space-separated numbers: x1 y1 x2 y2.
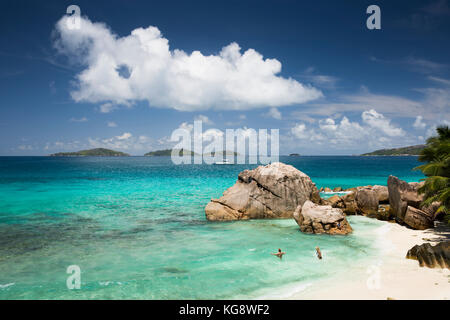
50 148 130 157
144 148 197 156
361 145 425 156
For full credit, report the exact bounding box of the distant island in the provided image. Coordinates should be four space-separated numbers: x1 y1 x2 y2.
203 151 239 156
289 153 300 157
50 148 130 157
144 148 197 156
361 145 425 156
144 149 238 156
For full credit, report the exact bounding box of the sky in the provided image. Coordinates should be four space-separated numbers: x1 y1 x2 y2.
0 0 449 155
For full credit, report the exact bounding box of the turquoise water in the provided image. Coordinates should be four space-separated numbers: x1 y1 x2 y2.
0 156 424 299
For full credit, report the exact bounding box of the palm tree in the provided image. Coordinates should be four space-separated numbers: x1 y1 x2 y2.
414 125 450 223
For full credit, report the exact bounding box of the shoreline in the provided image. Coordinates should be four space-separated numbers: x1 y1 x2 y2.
286 220 449 300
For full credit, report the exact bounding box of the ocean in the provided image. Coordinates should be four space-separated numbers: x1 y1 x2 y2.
0 156 424 299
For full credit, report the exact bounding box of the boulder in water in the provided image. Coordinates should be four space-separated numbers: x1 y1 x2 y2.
205 162 320 221
293 200 353 235
355 188 379 216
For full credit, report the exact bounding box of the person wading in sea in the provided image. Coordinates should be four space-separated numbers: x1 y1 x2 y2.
315 247 322 260
271 248 286 259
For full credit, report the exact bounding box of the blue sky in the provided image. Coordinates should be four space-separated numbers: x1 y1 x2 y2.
0 0 449 155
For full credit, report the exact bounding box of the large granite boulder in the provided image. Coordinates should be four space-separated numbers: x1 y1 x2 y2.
406 242 450 269
388 176 424 223
403 206 434 230
326 195 345 208
341 192 358 215
355 188 379 216
293 200 353 235
205 162 320 221
372 185 389 203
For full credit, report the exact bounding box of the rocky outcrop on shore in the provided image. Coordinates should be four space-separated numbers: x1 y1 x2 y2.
320 177 436 230
323 185 389 218
406 242 450 269
205 163 438 231
205 162 321 221
293 200 352 235
387 176 434 230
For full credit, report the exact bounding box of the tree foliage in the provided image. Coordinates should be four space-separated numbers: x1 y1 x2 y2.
415 126 450 223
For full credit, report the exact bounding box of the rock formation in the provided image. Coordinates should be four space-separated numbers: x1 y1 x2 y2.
406 242 450 269
403 206 434 230
355 188 379 217
372 185 389 203
205 162 321 221
388 175 424 223
387 176 433 229
293 200 353 235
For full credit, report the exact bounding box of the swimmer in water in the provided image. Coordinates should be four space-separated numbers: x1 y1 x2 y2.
315 246 322 260
271 248 286 259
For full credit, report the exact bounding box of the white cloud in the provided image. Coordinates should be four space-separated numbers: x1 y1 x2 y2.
54 15 322 111
99 103 117 113
413 115 426 129
116 132 132 140
291 123 308 139
194 115 213 125
361 109 405 137
288 110 416 153
266 107 282 120
69 117 88 122
107 121 117 127
428 76 450 86
300 67 339 89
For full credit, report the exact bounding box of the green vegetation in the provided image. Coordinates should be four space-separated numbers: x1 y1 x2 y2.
144 148 197 156
361 145 425 156
50 148 130 157
414 126 450 224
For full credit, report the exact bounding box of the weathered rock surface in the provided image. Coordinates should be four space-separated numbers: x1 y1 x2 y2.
372 185 389 203
355 188 379 216
293 200 353 235
341 192 358 215
326 195 345 208
406 242 450 269
388 175 424 223
333 187 343 192
205 162 320 221
403 206 434 230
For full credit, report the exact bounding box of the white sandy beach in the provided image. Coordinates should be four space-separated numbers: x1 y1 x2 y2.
290 220 450 300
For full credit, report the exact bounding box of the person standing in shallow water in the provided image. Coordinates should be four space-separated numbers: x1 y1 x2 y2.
316 247 322 260
271 248 286 259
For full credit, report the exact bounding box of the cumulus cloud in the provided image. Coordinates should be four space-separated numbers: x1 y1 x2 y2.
54 15 322 111
107 121 117 127
361 109 405 137
266 107 282 120
413 115 426 129
116 132 132 140
288 110 414 153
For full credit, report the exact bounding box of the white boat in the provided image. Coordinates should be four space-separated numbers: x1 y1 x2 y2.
213 159 232 165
